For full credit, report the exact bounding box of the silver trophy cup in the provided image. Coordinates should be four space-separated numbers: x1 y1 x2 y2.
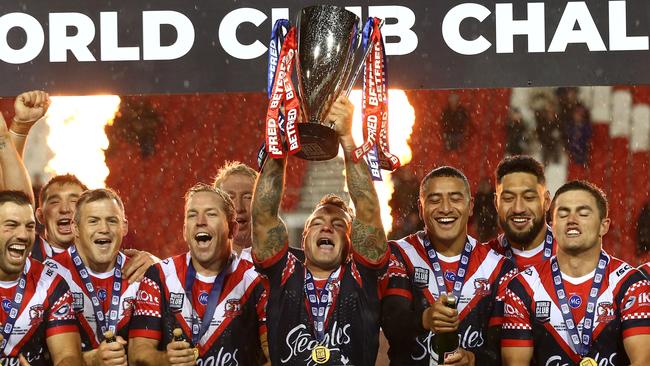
294 5 363 160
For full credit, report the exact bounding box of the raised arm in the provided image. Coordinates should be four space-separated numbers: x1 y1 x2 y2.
251 156 289 261
329 96 387 262
10 90 50 156
0 113 34 204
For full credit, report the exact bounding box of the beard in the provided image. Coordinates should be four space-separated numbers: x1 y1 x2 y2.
499 215 546 249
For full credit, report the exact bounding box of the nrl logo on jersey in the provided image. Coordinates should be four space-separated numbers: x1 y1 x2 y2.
413 267 429 286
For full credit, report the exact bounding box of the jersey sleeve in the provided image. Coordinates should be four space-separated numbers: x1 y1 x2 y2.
379 244 412 301
490 263 519 327
253 242 292 288
45 278 78 337
619 272 650 338
129 265 164 340
501 277 534 347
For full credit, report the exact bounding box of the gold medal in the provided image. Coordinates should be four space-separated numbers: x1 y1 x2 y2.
579 357 598 366
193 347 199 360
311 345 330 364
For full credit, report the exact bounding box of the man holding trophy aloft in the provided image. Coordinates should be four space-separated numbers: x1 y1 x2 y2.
253 5 398 365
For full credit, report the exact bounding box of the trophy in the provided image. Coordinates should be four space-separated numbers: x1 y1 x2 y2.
264 5 397 171
293 5 363 160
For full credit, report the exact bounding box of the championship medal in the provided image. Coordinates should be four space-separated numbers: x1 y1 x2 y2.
311 345 330 364
579 357 598 366
193 347 199 360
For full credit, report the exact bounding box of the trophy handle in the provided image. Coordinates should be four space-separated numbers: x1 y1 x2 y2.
343 19 384 97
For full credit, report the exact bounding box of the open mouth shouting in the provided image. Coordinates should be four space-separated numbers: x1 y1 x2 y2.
57 218 73 235
195 232 213 246
6 242 27 262
316 237 336 254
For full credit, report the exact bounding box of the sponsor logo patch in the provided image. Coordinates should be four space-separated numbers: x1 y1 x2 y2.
535 301 551 322
169 292 184 312
413 267 429 286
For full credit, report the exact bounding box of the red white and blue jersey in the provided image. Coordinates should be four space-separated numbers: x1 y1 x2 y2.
639 262 650 278
502 253 650 365
381 232 515 365
484 232 557 271
129 252 266 365
254 242 389 366
0 258 77 365
44 248 139 351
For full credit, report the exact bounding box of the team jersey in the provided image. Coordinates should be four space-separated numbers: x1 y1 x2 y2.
0 258 77 365
254 242 389 366
129 252 266 365
485 229 556 271
30 236 66 263
382 232 515 365
44 248 140 351
502 253 650 365
639 262 650 278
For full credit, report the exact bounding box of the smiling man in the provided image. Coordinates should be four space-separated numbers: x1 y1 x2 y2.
128 183 265 366
251 96 389 365
0 190 82 365
381 166 513 366
31 175 155 284
45 188 141 366
502 180 650 366
486 156 556 271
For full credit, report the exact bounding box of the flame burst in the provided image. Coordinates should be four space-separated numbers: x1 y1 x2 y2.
348 89 415 233
44 96 121 188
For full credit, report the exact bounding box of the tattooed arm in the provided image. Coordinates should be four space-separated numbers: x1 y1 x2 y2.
328 96 387 263
251 156 289 261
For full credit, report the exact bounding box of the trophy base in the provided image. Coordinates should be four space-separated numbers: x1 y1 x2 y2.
294 123 339 161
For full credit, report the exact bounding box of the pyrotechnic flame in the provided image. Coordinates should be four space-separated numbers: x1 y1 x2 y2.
44 96 121 189
348 89 415 233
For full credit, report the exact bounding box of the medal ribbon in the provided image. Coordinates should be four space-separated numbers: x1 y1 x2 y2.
184 256 232 345
550 252 608 357
501 226 554 267
265 26 300 158
258 19 291 168
421 233 472 300
70 245 124 340
352 18 400 179
304 268 340 342
0 263 29 355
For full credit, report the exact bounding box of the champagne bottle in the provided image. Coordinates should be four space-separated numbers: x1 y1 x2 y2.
433 294 459 364
172 328 186 342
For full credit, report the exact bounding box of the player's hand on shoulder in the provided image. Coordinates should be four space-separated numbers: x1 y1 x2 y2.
123 248 159 284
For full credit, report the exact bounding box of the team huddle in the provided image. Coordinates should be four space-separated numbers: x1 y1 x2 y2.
0 91 647 366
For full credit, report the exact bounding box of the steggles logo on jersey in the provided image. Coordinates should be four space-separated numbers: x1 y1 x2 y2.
473 278 490 296
597 302 615 323
29 304 44 326
281 321 352 364
72 292 84 312
413 325 484 361
224 299 241 318
169 292 184 312
535 301 551 322
413 267 429 286
545 352 618 366
199 347 239 366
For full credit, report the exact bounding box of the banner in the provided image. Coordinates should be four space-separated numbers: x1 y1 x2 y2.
1 0 649 96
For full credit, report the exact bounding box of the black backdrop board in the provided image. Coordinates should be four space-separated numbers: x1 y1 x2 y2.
0 0 649 96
